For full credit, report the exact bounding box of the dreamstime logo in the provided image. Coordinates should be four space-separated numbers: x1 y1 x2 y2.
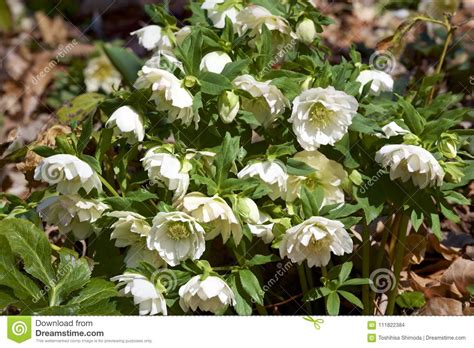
40 162 65 184
369 268 396 294
151 269 178 293
369 51 396 73
251 261 293 303
359 169 385 194
7 317 32 343
262 39 297 75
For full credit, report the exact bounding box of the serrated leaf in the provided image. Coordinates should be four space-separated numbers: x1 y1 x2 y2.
228 274 253 315
103 45 142 87
215 133 240 187
398 97 424 135
245 254 279 267
338 290 363 309
338 262 353 284
0 219 55 288
238 269 264 305
57 93 105 123
68 279 117 307
199 72 232 95
286 158 315 176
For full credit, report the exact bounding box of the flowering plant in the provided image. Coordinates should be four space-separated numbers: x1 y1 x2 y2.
0 0 472 316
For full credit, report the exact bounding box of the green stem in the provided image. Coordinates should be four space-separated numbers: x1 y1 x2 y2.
98 174 120 197
305 264 316 312
428 19 454 105
362 222 371 315
298 264 312 313
386 213 410 315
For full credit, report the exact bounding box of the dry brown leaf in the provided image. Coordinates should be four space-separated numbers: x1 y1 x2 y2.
427 234 460 261
419 297 464 315
403 234 427 267
442 258 474 296
35 12 69 46
5 52 29 81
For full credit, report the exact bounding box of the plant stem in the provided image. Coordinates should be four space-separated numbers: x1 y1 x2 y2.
386 213 410 315
98 174 120 197
428 19 454 105
362 222 371 315
298 264 312 313
305 264 316 312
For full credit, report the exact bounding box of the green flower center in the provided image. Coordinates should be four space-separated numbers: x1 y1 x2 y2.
308 229 332 252
309 102 335 128
304 174 321 190
166 222 191 240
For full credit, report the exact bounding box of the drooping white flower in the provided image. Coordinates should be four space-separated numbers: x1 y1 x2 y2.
280 216 353 268
375 144 445 188
233 74 287 126
34 154 102 194
201 0 240 29
108 211 151 247
181 192 242 245
147 211 206 266
284 151 347 206
218 90 240 123
236 5 294 42
356 69 394 95
112 272 167 315
237 160 287 200
84 55 121 94
131 25 173 51
200 51 232 74
375 121 410 139
106 106 145 144
234 196 260 224
179 275 236 314
289 86 359 150
296 18 317 44
37 194 109 239
248 212 274 244
134 66 199 127
141 147 190 201
124 242 166 269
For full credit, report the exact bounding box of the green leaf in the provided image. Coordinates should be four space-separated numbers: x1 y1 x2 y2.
430 213 442 240
68 279 118 307
304 287 331 302
102 44 143 87
398 97 425 135
178 29 203 74
57 93 105 123
338 290 364 309
300 186 324 218
0 289 18 308
215 133 240 187
410 209 424 232
228 274 253 315
126 189 159 202
326 291 340 315
245 254 279 267
342 278 372 286
199 72 232 95
221 59 250 80
0 235 42 300
266 142 296 159
144 4 177 26
77 115 93 153
443 191 470 205
286 158 315 176
238 269 264 305
0 219 55 288
0 0 12 32
33 146 58 158
50 249 91 306
349 114 382 134
395 291 425 309
338 262 353 284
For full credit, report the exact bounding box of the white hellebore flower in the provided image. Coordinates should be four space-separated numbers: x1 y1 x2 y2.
175 26 192 45
108 211 151 247
218 90 240 123
106 106 145 144
248 212 274 244
375 121 410 139
142 147 190 200
131 25 172 51
179 275 236 314
284 151 347 206
201 0 240 29
147 211 206 266
234 196 260 224
236 5 294 41
84 55 121 94
182 192 243 245
233 74 287 126
290 86 359 150
124 243 165 269
237 160 287 200
112 273 167 315
37 194 108 240
296 18 317 44
200 51 232 74
134 66 199 127
280 216 353 268
375 144 445 188
356 69 394 95
34 154 102 194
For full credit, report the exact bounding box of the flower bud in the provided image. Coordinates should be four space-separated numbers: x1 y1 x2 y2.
296 18 317 44
218 91 240 123
235 196 260 224
438 132 458 159
442 161 464 184
403 133 421 145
